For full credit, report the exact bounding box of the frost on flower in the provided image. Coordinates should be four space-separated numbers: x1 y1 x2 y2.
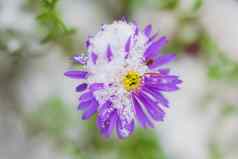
64 20 182 139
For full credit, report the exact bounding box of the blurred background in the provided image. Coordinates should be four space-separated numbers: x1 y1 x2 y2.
0 0 238 159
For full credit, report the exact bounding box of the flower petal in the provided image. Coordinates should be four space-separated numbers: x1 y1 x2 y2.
106 45 113 62
148 54 176 69
81 99 99 120
91 52 98 64
64 71 88 79
125 36 131 56
144 36 168 60
97 105 117 138
147 32 158 44
136 92 165 122
89 83 105 91
143 24 152 37
131 93 154 128
79 91 94 102
116 117 134 139
142 86 169 107
75 83 88 92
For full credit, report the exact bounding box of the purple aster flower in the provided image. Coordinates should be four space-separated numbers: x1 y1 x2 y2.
64 20 182 139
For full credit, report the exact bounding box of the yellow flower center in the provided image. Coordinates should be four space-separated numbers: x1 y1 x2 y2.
123 71 141 92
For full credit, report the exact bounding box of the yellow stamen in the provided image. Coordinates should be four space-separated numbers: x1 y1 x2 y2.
123 71 141 92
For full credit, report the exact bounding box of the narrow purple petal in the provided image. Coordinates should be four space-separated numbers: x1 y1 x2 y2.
142 86 169 107
145 83 179 92
89 83 105 91
76 83 88 92
106 45 113 62
131 93 154 128
134 26 139 36
136 92 165 121
125 36 131 53
81 99 99 120
143 24 152 37
147 32 158 44
144 36 168 60
148 54 176 69
64 71 88 79
91 52 98 64
116 118 134 139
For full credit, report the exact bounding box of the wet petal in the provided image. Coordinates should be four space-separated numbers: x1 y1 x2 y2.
97 106 117 138
116 117 134 139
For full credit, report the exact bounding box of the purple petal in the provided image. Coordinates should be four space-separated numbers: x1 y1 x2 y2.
78 98 95 110
131 93 154 128
85 39 90 48
143 24 152 37
159 68 170 75
136 92 165 121
144 36 168 60
97 105 117 138
116 117 134 139
145 83 179 92
148 54 176 69
142 86 169 107
147 32 158 44
125 36 131 53
79 91 93 102
106 45 113 62
73 55 88 65
134 26 139 36
89 83 105 91
91 52 98 64
81 99 99 120
76 83 88 92
64 71 88 79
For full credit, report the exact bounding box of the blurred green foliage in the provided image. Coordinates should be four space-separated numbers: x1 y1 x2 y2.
37 0 75 43
25 97 167 159
209 143 223 159
26 97 77 138
201 33 238 81
192 0 203 12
